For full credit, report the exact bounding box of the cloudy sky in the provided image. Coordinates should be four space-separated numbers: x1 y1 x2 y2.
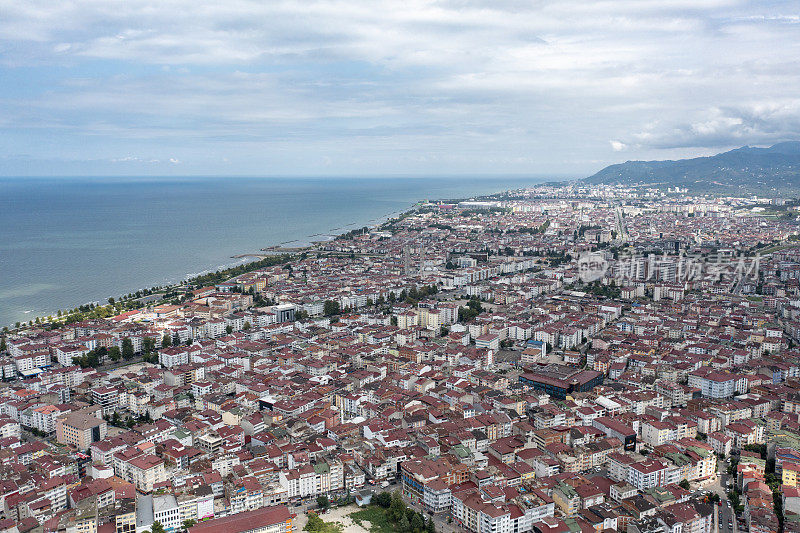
1 0 799 177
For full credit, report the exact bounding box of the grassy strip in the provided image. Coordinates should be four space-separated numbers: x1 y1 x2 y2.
350 507 402 533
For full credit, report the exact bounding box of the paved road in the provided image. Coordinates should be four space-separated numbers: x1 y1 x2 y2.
718 499 737 533
707 459 739 533
613 203 628 244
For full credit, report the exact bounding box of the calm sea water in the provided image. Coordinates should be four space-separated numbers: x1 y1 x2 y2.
0 176 546 327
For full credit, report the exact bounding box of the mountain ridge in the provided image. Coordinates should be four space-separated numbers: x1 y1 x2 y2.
582 141 800 192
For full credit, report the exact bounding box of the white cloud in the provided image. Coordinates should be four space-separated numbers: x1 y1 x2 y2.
623 102 800 150
610 141 627 152
1 0 799 175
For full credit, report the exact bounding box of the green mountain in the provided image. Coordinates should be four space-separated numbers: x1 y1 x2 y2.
583 141 800 193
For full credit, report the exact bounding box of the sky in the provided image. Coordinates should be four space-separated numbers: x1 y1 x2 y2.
1 0 799 177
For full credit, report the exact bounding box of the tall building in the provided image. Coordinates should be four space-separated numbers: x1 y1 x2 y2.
56 409 107 451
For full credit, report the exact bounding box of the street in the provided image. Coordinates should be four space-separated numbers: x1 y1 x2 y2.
718 500 737 533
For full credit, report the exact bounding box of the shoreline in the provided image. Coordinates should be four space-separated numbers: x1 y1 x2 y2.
1 178 536 330
2 198 423 330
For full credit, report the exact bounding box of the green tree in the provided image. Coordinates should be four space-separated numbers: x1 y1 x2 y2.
679 479 690 490
151 522 166 533
121 338 134 360
399 515 411 533
162 334 172 348
389 492 406 522
305 515 325 532
0 337 6 353
108 346 121 362
182 519 196 531
743 443 767 459
316 495 330 509
226 325 233 334
324 300 341 316
143 337 156 354
411 513 424 533
426 517 436 533
374 492 392 508
408 286 419 301
243 321 251 331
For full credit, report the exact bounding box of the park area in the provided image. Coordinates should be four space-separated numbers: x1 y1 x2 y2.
302 492 437 533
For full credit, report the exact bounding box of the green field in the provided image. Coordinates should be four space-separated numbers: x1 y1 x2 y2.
349 507 402 533
305 514 344 533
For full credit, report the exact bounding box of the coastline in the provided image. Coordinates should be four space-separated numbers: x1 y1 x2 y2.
1 176 542 329
3 198 420 330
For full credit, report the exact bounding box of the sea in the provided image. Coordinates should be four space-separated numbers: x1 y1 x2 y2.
0 176 551 328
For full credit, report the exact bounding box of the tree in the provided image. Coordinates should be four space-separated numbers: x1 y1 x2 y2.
143 337 156 355
743 443 767 459
243 321 251 330
679 479 691 490
108 346 121 362
389 492 406 522
151 522 166 533
226 325 233 334
324 300 340 316
399 514 411 533
121 338 134 360
374 492 392 508
305 515 325 532
162 334 172 348
426 517 436 533
182 519 196 531
410 513 424 533
316 495 330 509
0 337 5 353
108 297 115 305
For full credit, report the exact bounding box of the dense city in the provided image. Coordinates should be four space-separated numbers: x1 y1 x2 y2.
3 184 800 533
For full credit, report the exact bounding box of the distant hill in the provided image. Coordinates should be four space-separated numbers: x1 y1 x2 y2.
582 141 800 193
